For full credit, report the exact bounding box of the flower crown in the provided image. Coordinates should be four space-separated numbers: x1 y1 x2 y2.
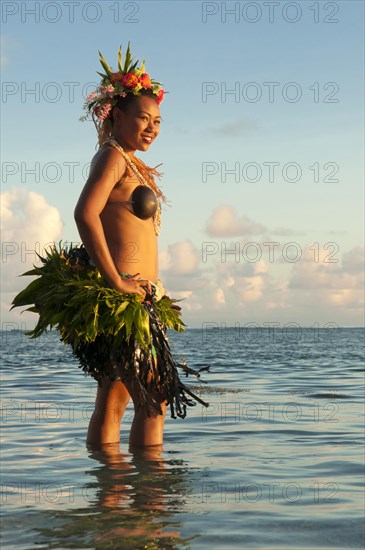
80 42 165 124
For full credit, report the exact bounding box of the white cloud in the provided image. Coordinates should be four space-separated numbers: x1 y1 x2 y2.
172 117 258 137
4 198 362 328
215 259 270 304
206 205 267 237
207 117 259 136
159 214 364 325
272 227 305 237
159 210 364 327
287 245 364 310
215 287 225 305
159 240 200 276
341 247 364 275
0 36 17 69
1 189 64 325
173 290 203 313
1 188 63 250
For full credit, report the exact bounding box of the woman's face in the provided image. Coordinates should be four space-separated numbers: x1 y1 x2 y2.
112 95 161 153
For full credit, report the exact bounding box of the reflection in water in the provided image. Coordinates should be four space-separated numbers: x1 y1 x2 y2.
35 443 195 549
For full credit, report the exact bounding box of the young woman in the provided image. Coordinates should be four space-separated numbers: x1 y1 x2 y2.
11 44 208 448
73 45 207 447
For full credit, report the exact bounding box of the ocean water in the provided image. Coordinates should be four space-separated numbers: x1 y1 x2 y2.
1 327 364 550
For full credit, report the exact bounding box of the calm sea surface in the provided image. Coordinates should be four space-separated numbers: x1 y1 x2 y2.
1 327 364 550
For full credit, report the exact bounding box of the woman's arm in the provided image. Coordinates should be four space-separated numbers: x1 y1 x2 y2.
74 147 150 296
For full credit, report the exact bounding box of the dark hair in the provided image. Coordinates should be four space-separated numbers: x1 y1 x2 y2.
110 90 158 125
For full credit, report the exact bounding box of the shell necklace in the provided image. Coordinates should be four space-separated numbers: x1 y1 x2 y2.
105 137 161 236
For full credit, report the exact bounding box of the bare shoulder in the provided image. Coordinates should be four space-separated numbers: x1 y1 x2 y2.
75 145 129 215
89 143 127 184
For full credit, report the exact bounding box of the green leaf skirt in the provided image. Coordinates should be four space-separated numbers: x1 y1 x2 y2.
11 243 209 419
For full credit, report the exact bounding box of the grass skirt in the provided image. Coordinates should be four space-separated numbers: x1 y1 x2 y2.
11 244 209 418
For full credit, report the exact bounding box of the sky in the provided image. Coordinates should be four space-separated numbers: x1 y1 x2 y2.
1 0 364 330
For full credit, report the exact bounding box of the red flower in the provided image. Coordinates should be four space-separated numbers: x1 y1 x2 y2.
109 72 124 84
122 73 139 88
140 73 152 89
156 89 165 105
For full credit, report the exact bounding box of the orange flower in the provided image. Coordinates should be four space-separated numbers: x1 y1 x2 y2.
140 73 152 88
122 73 139 88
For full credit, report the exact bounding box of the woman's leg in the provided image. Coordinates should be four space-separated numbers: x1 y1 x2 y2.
86 378 130 445
129 398 167 447
125 364 168 447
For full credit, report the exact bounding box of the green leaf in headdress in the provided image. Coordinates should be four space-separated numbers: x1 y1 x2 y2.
117 46 123 72
123 41 133 73
96 71 108 80
129 60 139 73
98 51 112 76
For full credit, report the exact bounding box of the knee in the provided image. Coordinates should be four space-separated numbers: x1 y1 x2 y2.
133 399 167 420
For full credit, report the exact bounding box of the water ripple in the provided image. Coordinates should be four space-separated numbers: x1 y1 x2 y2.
1 328 364 549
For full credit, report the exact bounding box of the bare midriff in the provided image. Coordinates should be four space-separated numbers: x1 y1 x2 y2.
100 173 158 283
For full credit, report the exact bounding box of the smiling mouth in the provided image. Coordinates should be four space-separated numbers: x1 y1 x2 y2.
142 135 153 143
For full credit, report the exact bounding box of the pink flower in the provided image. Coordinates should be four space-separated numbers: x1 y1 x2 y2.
99 101 112 121
86 91 98 102
100 84 115 96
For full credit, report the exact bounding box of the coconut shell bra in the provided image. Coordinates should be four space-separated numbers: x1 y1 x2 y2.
103 138 160 227
106 184 158 220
